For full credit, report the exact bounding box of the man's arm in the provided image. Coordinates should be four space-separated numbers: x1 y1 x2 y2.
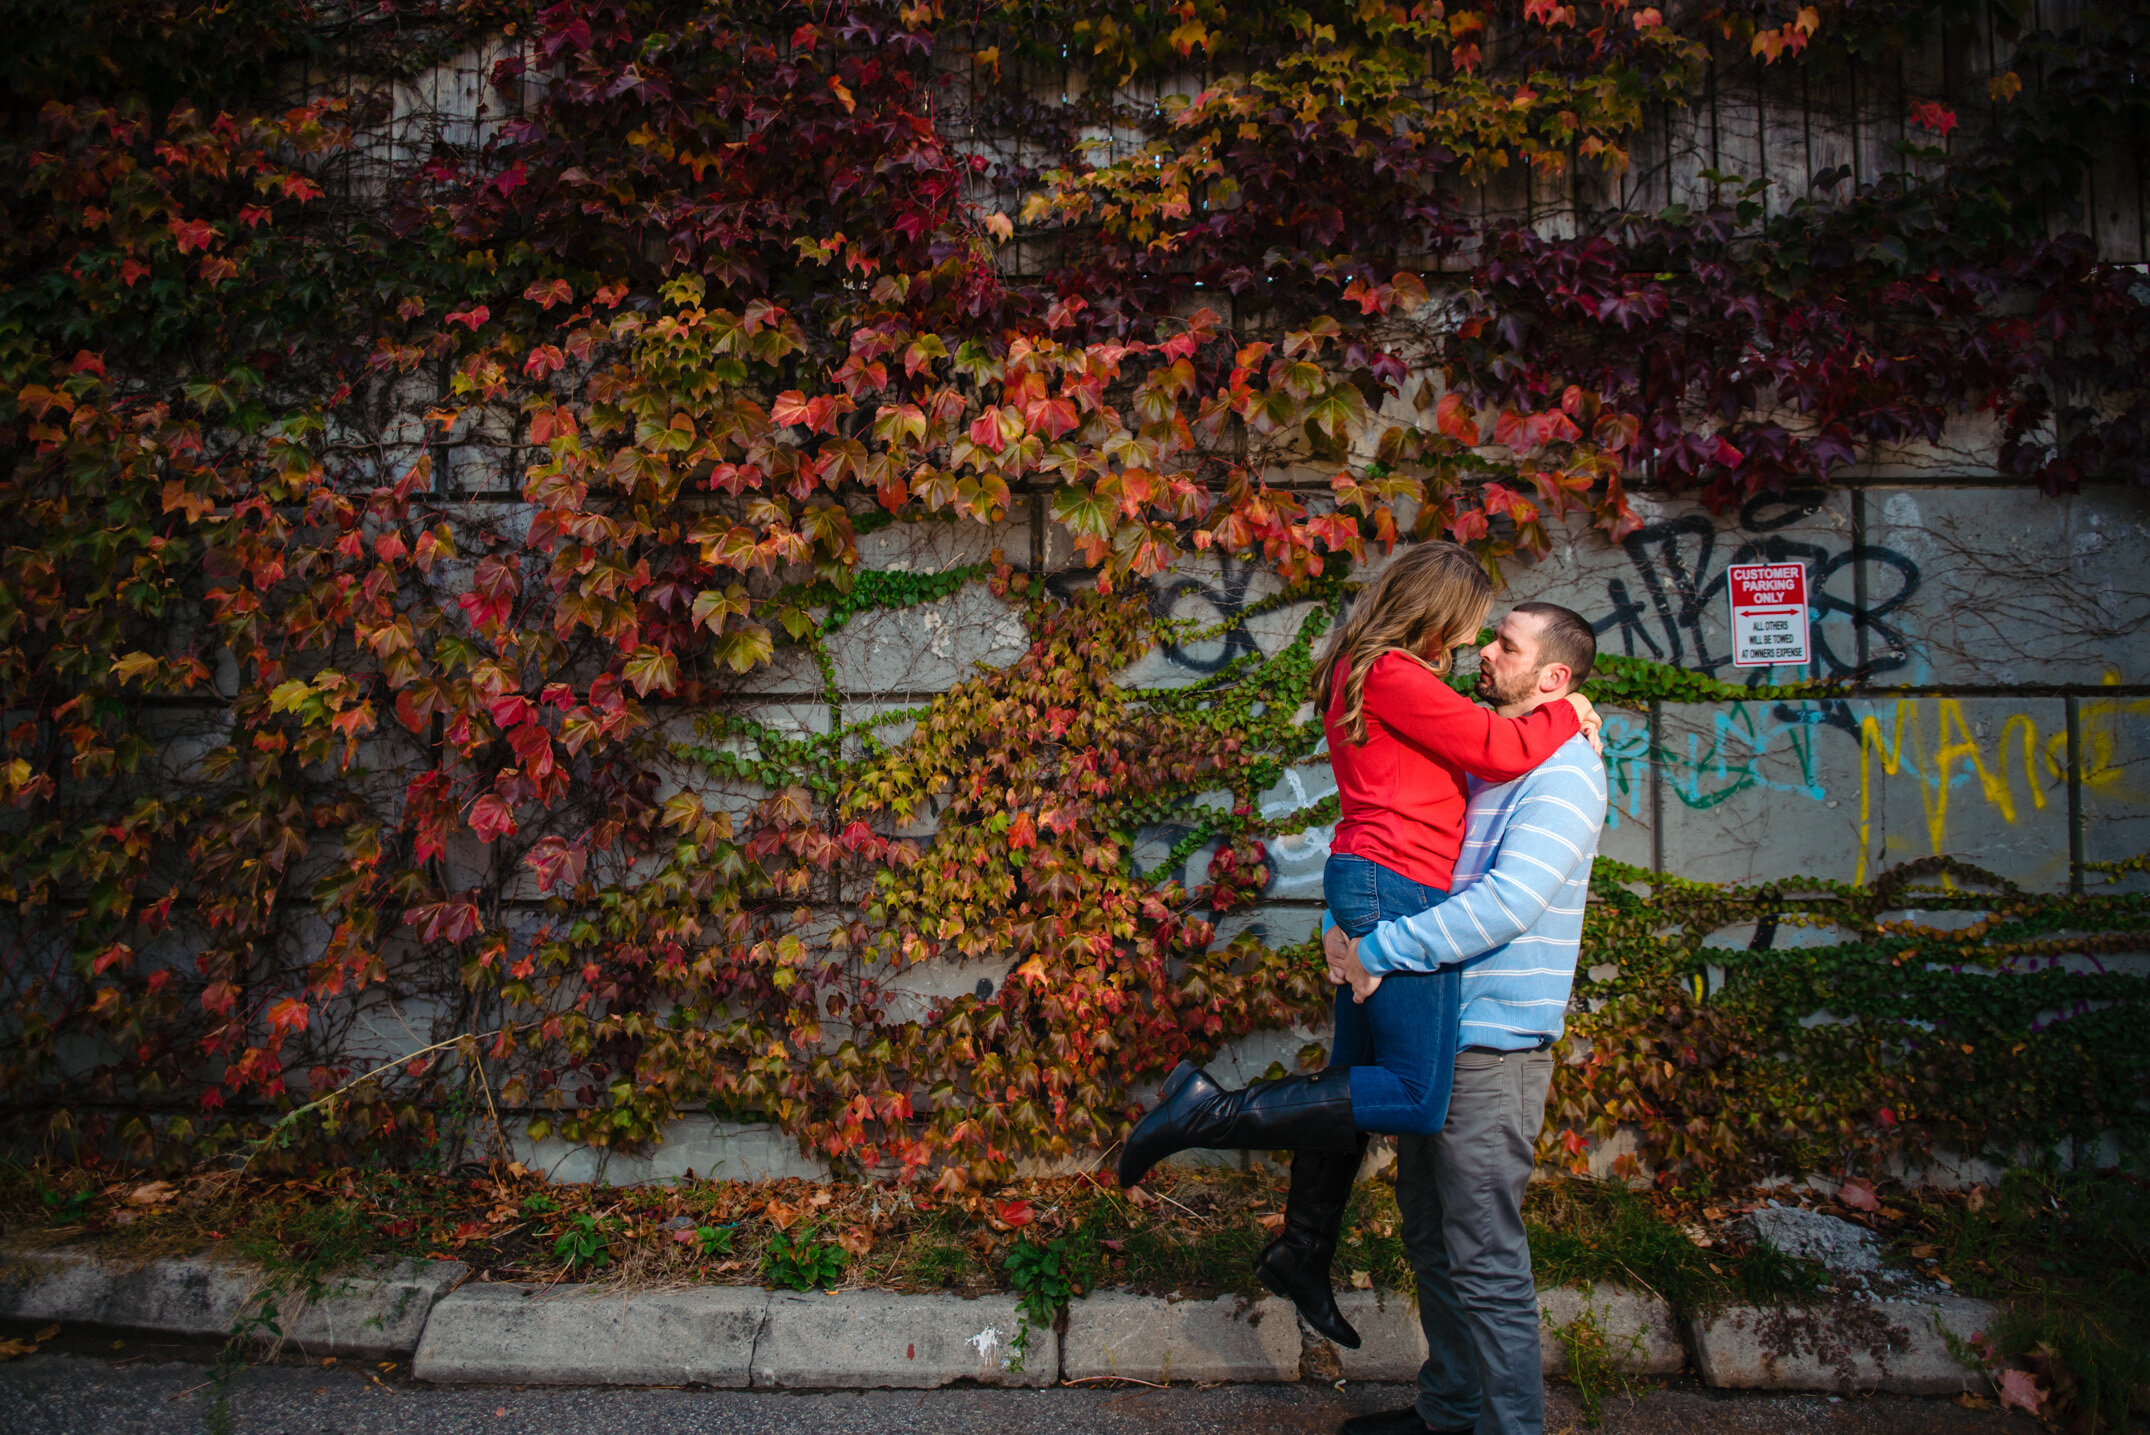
1356 769 1606 977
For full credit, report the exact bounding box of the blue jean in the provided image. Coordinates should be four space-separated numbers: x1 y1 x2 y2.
1323 853 1463 1136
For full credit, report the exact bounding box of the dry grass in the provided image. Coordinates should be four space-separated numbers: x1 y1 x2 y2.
0 1156 1301 1298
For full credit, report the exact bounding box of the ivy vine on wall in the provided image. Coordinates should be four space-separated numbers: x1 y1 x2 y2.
0 0 2143 1185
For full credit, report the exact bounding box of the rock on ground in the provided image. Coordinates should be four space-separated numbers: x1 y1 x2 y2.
1734 1206 1885 1275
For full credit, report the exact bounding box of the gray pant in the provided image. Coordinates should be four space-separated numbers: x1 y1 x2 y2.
1395 1047 1556 1435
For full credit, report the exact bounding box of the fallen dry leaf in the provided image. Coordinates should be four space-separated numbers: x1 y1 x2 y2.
764 1200 799 1231
1998 1368 2047 1415
1955 1392 1993 1411
1836 1177 1880 1212
834 1226 875 1258
33 1326 57 1343
0 1338 37 1361
126 1180 177 1207
1350 1270 1373 1290
1256 1212 1285 1233
1910 1244 1939 1259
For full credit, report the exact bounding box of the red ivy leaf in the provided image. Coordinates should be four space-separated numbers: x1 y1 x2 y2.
406 897 483 944
525 836 588 894
168 217 216 253
469 793 518 842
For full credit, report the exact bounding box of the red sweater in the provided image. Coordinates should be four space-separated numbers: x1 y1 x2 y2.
1326 652 1580 890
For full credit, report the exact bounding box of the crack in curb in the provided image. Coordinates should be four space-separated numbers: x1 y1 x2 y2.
743 1293 772 1389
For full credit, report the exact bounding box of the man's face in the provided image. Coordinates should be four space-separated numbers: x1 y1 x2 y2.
1474 610 1558 707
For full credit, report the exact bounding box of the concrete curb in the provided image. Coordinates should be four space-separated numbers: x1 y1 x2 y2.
411 1284 1054 1389
1540 1282 1689 1377
0 1246 467 1359
1685 1294 1996 1395
411 1282 765 1387
754 1289 1053 1388
1307 1283 1685 1383
0 1245 2002 1396
1062 1291 1301 1384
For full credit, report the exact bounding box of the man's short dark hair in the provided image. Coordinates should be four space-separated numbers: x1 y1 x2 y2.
1511 602 1596 688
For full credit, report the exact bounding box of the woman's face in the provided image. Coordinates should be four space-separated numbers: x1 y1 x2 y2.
1417 604 1491 661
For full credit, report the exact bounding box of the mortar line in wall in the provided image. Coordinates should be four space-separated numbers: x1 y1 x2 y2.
119 681 2150 716
1851 487 1871 673
410 474 2145 507
2066 695 2086 895
1649 698 1664 877
15 891 1998 919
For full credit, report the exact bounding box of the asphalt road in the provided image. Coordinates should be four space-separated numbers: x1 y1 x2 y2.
0 1342 2040 1435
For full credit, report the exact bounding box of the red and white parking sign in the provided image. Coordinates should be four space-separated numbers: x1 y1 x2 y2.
1726 562 1810 668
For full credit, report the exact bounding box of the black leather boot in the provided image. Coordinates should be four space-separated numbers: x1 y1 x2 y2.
1255 1135 1369 1348
1116 1062 1358 1190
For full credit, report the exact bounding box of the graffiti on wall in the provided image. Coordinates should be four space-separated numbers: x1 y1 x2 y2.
1601 685 2145 884
1594 490 1920 685
1124 513 2140 897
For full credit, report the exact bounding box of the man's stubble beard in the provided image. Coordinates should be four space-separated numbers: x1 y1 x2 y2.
1473 665 1538 710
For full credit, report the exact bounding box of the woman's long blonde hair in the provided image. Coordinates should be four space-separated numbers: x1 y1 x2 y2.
1314 542 1494 744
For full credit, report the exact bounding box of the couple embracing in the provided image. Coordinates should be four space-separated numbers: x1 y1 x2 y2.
1119 542 1610 1435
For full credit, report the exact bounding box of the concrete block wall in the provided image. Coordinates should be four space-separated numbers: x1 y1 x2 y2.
504 479 2149 1183
172 33 2150 1180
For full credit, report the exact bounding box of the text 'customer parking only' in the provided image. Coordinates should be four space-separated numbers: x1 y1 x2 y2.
1727 562 1810 668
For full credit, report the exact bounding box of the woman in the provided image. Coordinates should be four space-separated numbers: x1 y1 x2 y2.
1114 543 1598 1348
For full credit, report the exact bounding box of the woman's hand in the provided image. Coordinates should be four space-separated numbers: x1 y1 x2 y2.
1323 926 1384 1004
1565 691 1604 754
1323 924 1353 986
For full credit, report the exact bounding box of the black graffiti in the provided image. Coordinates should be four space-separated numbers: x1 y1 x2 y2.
1595 488 1921 686
1148 556 1264 673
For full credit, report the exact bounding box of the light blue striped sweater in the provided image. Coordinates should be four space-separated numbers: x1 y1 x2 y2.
1357 732 1607 1051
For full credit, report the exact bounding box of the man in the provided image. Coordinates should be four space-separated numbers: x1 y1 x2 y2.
1323 601 1608 1435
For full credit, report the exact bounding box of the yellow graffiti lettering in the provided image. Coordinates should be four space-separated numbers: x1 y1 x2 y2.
1856 702 1911 887
1855 697 2063 885
2079 671 2150 793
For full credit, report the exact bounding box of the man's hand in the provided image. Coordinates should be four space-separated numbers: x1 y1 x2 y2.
1323 925 1383 1004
